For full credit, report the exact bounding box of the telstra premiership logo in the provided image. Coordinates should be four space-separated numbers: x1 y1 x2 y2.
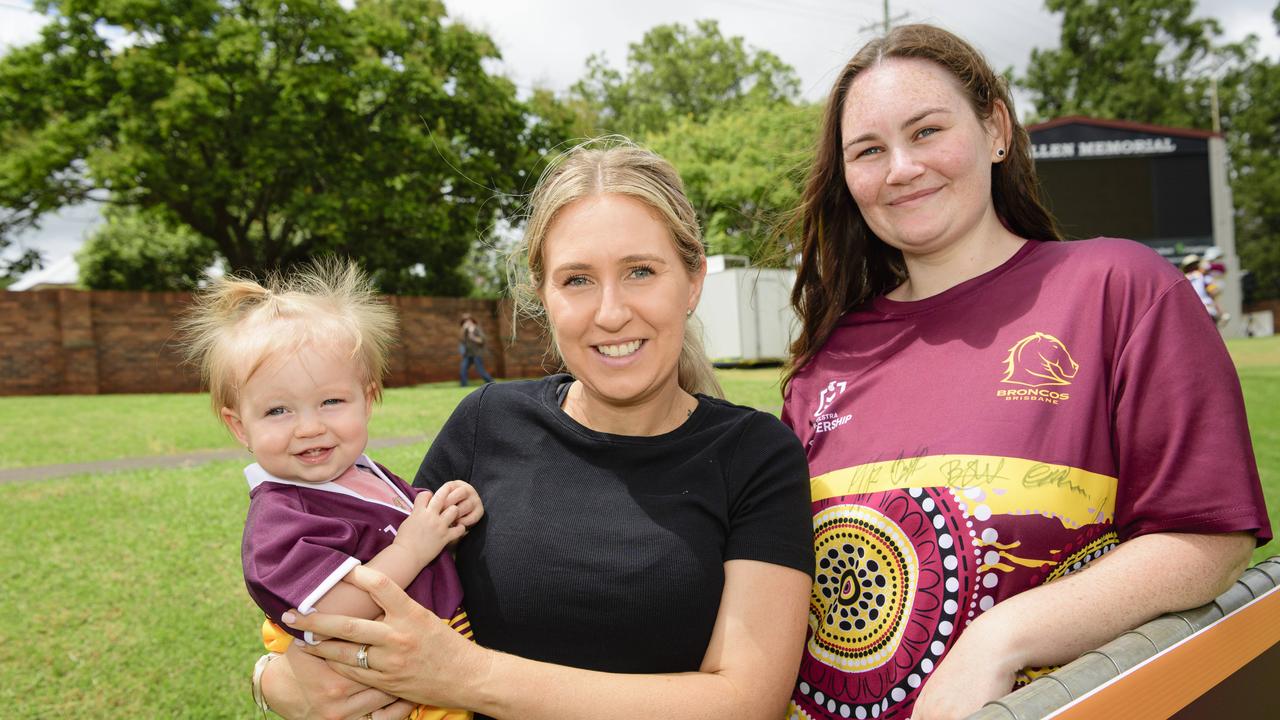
812 379 852 434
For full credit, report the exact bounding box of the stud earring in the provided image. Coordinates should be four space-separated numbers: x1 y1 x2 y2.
686 309 693 318
995 148 1006 159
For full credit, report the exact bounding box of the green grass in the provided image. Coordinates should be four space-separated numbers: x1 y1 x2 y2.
0 373 782 470
0 360 1276 717
716 366 786 413
0 382 487 470
0 443 433 719
1227 336 1280 564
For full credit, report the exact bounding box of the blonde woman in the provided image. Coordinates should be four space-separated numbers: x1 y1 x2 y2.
260 142 814 720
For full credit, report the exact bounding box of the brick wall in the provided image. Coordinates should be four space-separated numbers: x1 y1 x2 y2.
0 289 550 396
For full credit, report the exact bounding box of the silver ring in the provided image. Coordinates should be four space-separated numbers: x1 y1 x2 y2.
355 643 370 670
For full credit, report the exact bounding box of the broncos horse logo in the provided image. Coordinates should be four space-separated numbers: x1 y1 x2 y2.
1001 332 1079 387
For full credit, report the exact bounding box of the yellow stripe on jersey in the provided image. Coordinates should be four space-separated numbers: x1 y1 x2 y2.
449 610 473 640
810 454 1117 529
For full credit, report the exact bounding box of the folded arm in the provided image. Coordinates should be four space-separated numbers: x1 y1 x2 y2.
290 559 811 720
911 530 1255 720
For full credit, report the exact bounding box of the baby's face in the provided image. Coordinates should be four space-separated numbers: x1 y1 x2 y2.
222 347 373 483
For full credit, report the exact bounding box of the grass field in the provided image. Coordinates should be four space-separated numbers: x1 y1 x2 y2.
0 350 1275 718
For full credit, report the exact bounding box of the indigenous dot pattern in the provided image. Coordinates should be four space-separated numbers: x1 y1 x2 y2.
791 488 975 720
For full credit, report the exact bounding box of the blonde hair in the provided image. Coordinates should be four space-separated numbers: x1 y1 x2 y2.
180 258 398 414
510 139 723 398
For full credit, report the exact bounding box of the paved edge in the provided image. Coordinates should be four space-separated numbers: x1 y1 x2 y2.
0 434 432 484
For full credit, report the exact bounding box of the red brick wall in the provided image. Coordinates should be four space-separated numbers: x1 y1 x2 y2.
0 289 550 396
0 291 64 395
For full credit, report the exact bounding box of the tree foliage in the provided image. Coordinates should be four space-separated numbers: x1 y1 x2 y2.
0 238 41 286
570 19 801 137
0 0 565 295
647 102 816 264
551 20 812 265
1020 0 1239 127
77 207 217 291
1020 0 1280 300
1223 5 1280 300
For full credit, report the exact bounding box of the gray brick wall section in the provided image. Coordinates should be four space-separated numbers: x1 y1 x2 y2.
966 556 1280 719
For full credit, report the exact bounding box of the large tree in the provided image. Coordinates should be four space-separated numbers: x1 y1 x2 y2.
0 0 561 294
1020 0 1280 300
570 19 801 138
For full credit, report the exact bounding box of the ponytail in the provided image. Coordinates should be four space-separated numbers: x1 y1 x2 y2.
679 314 723 398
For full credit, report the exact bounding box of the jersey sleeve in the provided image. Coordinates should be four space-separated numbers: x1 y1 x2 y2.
242 488 362 640
413 384 486 491
1111 278 1271 543
724 412 815 575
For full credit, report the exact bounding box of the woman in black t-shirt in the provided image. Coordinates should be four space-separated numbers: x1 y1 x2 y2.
260 141 814 720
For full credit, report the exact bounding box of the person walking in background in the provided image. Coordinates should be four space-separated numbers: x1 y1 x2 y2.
458 313 494 386
1182 254 1224 324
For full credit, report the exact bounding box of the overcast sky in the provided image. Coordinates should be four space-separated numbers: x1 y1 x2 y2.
2 0 1277 276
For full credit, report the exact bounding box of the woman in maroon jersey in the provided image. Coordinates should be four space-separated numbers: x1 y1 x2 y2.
781 23 1269 720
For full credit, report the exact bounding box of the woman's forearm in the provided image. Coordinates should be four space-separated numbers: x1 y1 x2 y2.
973 531 1254 670
294 561 809 720
447 561 810 720
463 653 754 720
910 531 1255 719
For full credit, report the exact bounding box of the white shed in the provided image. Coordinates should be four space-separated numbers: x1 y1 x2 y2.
694 255 797 365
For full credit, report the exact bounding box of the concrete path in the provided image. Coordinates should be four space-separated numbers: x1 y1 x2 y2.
0 434 431 484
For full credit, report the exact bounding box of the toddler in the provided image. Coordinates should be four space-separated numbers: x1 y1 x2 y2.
181 260 478 719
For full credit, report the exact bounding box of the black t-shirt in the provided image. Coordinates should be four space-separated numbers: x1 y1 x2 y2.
414 374 812 677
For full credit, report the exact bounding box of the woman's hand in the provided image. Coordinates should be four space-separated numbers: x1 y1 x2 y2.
284 565 489 708
261 643 416 720
908 612 1020 720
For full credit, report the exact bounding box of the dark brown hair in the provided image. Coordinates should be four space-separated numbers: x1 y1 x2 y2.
785 24 1061 387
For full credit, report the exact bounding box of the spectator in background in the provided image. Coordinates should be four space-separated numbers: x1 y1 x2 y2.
458 313 494 386
1182 254 1224 324
1203 247 1231 326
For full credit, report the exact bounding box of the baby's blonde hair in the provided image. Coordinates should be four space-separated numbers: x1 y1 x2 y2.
180 259 398 414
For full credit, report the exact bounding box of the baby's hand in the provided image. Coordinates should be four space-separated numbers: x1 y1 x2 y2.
393 489 465 567
435 479 485 529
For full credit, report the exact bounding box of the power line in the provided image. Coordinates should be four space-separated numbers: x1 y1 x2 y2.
857 0 909 35
705 0 868 27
